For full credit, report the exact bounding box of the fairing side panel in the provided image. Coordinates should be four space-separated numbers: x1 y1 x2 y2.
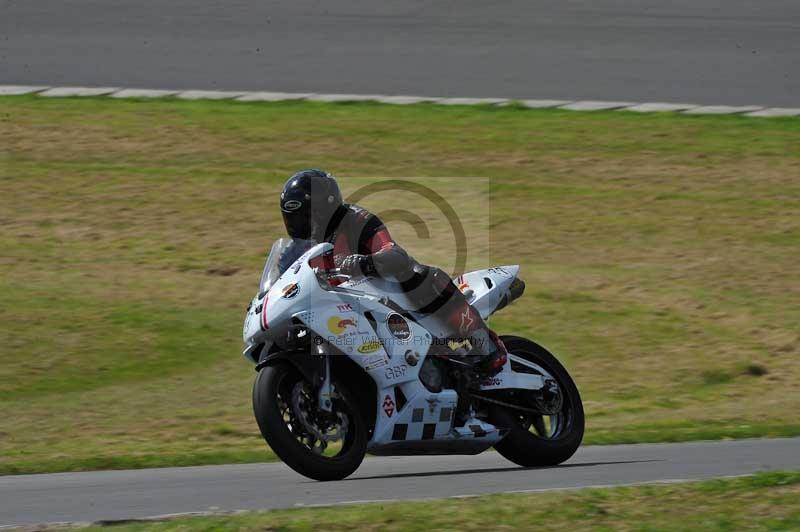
243 244 514 452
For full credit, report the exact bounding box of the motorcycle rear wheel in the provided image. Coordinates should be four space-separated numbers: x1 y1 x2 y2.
491 336 584 467
253 362 367 481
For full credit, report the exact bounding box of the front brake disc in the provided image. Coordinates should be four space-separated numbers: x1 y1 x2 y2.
291 382 348 443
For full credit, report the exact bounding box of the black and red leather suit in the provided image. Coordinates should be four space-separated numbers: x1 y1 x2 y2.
322 203 507 373
279 169 506 374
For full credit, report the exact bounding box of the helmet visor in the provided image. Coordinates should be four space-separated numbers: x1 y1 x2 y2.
282 210 312 240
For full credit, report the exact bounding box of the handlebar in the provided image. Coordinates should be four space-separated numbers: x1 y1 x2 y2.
314 266 352 280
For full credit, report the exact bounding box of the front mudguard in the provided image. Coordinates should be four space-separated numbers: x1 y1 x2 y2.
255 349 324 386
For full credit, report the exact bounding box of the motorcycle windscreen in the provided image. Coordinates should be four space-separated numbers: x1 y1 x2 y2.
259 238 315 293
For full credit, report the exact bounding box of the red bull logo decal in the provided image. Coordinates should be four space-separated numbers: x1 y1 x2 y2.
327 315 357 335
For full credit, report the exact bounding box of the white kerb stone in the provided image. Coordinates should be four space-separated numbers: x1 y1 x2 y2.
437 97 509 105
559 101 636 111
236 92 315 102
519 99 571 108
111 89 180 98
40 87 119 97
624 102 697 112
683 105 763 115
0 85 50 95
744 107 800 117
374 95 441 105
176 90 246 100
305 94 384 102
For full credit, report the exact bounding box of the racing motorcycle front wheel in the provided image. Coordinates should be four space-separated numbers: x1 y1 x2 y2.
490 336 584 467
253 361 367 481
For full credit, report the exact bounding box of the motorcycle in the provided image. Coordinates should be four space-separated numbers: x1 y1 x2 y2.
243 238 584 481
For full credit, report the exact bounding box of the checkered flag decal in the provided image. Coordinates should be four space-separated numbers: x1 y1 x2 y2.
390 404 455 440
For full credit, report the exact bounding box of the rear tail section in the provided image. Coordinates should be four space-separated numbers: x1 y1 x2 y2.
454 265 524 319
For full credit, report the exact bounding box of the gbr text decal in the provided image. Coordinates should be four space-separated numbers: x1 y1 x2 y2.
384 364 407 380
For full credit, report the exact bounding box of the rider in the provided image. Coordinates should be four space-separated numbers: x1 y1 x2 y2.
279 169 507 376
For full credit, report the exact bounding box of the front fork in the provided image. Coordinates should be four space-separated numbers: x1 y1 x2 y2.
316 343 334 413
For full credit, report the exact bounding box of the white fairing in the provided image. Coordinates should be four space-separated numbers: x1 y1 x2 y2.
242 242 535 451
454 266 520 320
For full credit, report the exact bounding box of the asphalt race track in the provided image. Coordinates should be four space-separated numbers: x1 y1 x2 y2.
2 438 799 527
2 1 799 106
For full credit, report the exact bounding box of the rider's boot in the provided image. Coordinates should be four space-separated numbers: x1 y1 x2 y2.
448 303 507 377
473 329 508 376
400 264 507 376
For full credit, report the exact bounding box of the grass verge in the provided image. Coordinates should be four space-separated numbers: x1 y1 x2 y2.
1 95 799 474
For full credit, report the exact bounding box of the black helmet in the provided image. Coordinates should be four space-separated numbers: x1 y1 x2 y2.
280 169 343 240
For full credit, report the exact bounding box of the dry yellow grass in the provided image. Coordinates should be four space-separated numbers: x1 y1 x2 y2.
1 95 799 473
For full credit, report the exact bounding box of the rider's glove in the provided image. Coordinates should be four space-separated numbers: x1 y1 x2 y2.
339 254 376 277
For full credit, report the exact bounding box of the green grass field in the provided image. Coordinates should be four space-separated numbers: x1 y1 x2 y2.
68 472 800 531
1 95 799 474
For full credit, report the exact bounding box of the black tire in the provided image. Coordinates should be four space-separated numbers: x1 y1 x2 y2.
491 336 584 467
253 362 367 481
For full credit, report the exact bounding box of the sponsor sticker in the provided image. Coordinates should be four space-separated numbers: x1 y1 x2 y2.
364 355 388 370
488 267 512 277
357 340 382 354
327 315 357 335
384 364 408 380
458 306 475 335
281 283 299 299
383 394 395 417
425 397 440 414
283 199 302 211
448 338 471 351
387 313 411 342
243 312 252 337
336 303 354 312
481 376 502 387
